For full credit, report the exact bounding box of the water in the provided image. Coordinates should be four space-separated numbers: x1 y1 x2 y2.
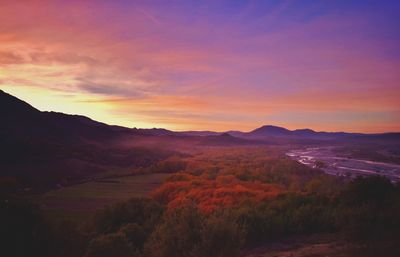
287 147 400 182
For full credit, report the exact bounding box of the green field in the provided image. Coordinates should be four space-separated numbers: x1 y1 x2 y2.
33 173 170 216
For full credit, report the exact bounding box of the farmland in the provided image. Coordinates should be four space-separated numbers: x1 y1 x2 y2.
32 173 170 215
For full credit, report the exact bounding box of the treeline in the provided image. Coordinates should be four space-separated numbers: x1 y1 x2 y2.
334 145 400 164
150 153 339 212
2 176 400 257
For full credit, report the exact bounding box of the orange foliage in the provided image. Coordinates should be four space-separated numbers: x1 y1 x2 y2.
150 146 323 212
151 173 285 212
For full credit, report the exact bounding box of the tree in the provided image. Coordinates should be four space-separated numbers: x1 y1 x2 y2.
93 198 163 235
0 199 49 257
144 204 203 257
193 215 243 257
84 233 137 257
144 205 243 257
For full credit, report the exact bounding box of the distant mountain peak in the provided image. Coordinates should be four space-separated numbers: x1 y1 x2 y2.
255 125 289 130
294 128 315 133
250 125 291 136
132 127 176 136
219 132 234 137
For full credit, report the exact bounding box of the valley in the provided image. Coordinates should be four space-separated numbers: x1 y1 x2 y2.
287 146 400 182
1 90 400 257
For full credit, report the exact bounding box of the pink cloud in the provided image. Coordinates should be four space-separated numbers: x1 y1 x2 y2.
0 0 399 132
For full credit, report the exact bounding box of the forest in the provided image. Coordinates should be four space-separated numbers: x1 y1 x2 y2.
2 147 400 257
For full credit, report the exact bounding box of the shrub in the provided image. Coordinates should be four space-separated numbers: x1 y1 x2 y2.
144 205 243 257
84 233 137 257
93 198 163 235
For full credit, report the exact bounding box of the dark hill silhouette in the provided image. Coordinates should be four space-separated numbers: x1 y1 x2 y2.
1 90 399 192
249 125 292 136
180 130 221 136
0 90 266 191
199 132 261 146
0 90 134 144
2 90 399 143
293 128 316 136
133 127 177 136
0 90 179 191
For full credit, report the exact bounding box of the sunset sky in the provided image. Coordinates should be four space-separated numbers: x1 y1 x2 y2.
0 0 399 132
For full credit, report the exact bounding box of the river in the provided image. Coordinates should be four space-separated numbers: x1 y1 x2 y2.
286 147 400 182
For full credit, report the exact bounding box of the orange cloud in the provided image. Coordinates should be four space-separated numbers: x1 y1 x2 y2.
0 1 399 132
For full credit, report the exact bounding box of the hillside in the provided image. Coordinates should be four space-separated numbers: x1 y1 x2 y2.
0 91 263 191
1 90 399 191
0 90 176 190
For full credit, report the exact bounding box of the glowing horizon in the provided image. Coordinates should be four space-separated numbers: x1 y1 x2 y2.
1 0 399 133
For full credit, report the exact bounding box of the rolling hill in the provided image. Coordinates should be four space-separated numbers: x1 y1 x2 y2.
1 90 399 191
0 90 262 191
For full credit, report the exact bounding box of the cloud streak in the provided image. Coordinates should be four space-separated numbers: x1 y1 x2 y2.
0 0 399 132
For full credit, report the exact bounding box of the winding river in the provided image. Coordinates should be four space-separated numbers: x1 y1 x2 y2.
286 147 400 182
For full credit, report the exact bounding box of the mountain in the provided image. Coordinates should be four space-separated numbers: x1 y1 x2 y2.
180 130 221 136
2 90 398 143
0 90 134 144
0 90 178 191
293 128 317 136
248 125 292 137
199 132 260 146
0 90 267 191
2 89 399 192
241 125 400 144
133 127 177 136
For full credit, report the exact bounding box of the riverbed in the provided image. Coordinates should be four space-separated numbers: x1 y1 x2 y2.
286 147 400 182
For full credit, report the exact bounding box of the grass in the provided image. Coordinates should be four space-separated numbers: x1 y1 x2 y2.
32 173 170 218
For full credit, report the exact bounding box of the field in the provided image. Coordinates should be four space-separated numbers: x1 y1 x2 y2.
32 173 170 215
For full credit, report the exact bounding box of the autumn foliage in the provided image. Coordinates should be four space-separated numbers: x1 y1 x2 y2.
149 147 324 212
152 173 284 212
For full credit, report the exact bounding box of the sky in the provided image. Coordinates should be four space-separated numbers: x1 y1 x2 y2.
0 0 399 133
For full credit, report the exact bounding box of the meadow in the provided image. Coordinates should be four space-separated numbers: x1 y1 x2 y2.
32 173 170 215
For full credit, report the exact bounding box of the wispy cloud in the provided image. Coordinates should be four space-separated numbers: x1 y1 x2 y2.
0 0 399 132
137 8 162 26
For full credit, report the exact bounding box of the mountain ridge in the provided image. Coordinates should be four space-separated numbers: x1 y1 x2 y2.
1 89 400 191
1 89 399 139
